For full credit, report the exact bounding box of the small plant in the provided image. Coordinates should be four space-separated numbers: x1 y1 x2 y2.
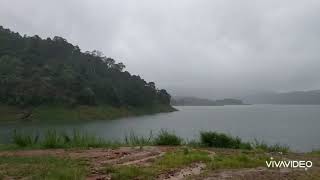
200 131 235 148
239 142 252 150
11 129 121 149
124 130 153 146
183 147 189 155
12 130 39 147
253 139 289 153
268 144 289 153
199 131 251 149
154 129 182 146
70 130 99 147
42 129 62 148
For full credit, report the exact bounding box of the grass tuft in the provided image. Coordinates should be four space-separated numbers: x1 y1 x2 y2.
252 139 289 153
9 129 289 153
12 130 39 147
0 156 87 180
200 131 252 149
43 129 62 148
124 130 153 146
154 129 182 146
12 129 121 149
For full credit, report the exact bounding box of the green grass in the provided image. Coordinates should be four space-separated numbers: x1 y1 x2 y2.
154 129 183 146
152 148 211 169
199 131 252 149
0 156 87 180
106 149 211 180
252 139 290 153
308 150 320 156
0 104 176 122
11 129 121 149
9 129 184 149
105 149 269 180
208 153 268 170
13 130 39 147
6 130 290 153
124 129 183 146
124 130 154 146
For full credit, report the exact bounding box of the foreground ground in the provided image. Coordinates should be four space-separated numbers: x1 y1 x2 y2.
0 147 319 180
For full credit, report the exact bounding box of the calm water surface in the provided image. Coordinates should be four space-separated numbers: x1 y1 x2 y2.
0 105 319 152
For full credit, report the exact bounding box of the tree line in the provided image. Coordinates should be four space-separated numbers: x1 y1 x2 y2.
0 26 171 107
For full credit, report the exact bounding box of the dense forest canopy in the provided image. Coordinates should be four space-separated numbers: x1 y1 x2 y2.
0 26 171 107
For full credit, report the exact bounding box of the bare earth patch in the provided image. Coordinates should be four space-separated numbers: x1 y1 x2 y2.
0 146 170 180
0 147 319 180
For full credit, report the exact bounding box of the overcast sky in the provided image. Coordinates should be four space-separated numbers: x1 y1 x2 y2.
1 0 320 98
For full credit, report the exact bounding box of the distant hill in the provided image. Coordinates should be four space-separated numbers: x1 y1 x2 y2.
171 96 245 106
0 25 172 108
244 90 320 105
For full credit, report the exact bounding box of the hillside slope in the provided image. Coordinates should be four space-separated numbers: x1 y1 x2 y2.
0 26 174 120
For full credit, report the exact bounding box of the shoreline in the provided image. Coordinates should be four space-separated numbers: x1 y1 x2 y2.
0 130 319 179
0 104 177 122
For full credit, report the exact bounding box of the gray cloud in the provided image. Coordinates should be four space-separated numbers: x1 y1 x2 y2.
1 0 320 98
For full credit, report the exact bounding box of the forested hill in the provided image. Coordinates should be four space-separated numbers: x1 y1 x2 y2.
171 97 245 106
0 26 171 108
243 90 320 105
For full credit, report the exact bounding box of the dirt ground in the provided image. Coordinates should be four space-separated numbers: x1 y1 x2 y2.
0 147 319 180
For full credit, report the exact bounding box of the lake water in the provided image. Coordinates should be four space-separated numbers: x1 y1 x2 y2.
0 105 319 152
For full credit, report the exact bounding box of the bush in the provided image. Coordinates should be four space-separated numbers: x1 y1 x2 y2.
253 139 289 153
68 130 102 147
124 131 153 146
154 129 182 146
200 131 251 149
42 130 62 148
12 130 39 147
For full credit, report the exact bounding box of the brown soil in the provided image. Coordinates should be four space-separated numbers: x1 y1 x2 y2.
0 146 171 180
0 147 319 180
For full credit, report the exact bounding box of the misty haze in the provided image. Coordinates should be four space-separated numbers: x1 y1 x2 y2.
0 0 320 179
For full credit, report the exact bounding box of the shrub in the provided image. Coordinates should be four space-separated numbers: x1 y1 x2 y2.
154 129 182 146
253 139 289 153
12 130 39 147
42 130 62 148
11 129 119 149
69 130 99 147
124 130 153 146
186 139 201 147
200 131 251 149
